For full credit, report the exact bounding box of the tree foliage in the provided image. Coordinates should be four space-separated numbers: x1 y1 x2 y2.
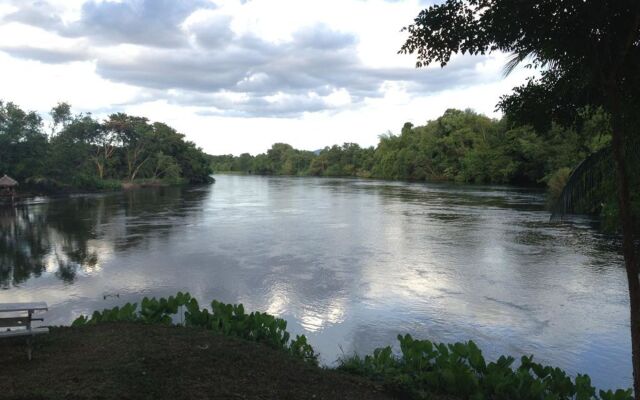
211 108 609 186
0 101 213 191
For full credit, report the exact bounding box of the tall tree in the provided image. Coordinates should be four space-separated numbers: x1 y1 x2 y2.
0 101 47 180
90 123 117 180
50 113 102 181
104 113 152 182
400 0 640 395
50 102 72 135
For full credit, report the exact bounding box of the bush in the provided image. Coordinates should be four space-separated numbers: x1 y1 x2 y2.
71 174 122 191
338 334 632 400
72 292 318 365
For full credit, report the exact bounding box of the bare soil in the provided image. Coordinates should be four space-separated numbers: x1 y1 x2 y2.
0 323 394 400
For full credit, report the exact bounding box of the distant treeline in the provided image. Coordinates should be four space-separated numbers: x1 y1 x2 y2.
210 108 611 189
0 101 213 192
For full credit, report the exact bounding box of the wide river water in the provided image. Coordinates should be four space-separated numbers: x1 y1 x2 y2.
0 174 630 389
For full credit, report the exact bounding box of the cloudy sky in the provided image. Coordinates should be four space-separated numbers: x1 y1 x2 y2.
0 0 530 155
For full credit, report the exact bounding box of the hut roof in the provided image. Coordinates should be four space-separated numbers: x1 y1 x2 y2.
0 175 18 187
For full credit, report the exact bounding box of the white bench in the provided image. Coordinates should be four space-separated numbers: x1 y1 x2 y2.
0 302 49 360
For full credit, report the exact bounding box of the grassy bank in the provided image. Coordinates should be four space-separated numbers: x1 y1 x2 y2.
0 323 392 400
2 294 631 400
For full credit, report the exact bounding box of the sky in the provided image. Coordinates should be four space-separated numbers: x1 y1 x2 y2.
0 0 531 155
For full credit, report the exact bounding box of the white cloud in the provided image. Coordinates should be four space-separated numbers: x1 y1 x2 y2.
0 0 532 154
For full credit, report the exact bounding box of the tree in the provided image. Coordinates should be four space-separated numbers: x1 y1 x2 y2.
104 113 152 182
61 113 115 180
0 99 213 189
50 113 102 181
150 152 181 182
235 153 253 172
0 101 47 180
50 102 72 135
400 1 640 395
90 124 117 180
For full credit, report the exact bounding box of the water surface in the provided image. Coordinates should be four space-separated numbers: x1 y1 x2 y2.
0 175 630 389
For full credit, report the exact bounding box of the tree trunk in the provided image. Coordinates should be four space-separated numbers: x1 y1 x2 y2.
129 156 149 182
92 157 104 179
609 91 640 398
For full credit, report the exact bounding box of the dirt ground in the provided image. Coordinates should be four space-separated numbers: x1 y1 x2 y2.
0 322 395 400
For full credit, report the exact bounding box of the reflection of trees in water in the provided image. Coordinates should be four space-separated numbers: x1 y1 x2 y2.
0 207 49 286
114 186 207 251
0 187 208 287
115 187 186 251
50 198 102 283
0 201 104 287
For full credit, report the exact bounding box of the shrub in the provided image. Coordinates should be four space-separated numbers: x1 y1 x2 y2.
338 334 632 400
71 174 122 191
72 292 318 365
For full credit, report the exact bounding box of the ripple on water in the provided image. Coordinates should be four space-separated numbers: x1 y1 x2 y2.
0 176 631 390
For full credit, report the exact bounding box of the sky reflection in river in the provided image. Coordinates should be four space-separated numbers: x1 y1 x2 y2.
0 175 630 389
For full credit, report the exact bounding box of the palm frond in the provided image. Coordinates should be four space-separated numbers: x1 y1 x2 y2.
502 51 533 77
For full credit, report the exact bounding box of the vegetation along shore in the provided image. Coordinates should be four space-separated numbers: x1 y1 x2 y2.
211 108 638 232
0 101 213 195
1 293 631 400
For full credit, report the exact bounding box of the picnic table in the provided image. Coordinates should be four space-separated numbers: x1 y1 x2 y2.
0 302 49 360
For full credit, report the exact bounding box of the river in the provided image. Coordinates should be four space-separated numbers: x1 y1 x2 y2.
0 174 630 389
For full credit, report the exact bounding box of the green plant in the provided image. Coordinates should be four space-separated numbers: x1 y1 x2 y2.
338 334 632 400
71 292 318 365
289 335 317 365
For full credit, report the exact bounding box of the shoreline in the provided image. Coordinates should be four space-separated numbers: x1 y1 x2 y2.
212 171 547 190
3 178 216 203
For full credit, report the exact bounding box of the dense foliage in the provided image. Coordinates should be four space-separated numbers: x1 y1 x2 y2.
0 101 213 192
339 334 632 400
211 109 609 185
71 292 318 365
211 108 621 219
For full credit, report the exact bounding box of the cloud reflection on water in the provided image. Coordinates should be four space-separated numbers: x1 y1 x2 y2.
0 176 631 389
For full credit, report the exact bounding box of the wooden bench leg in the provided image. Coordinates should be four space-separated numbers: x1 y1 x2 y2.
26 336 32 361
26 309 33 361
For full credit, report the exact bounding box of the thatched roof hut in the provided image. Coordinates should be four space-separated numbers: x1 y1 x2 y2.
0 175 18 199
0 175 18 187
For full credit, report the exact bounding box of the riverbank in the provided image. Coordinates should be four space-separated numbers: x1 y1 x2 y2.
0 323 394 400
7 178 215 200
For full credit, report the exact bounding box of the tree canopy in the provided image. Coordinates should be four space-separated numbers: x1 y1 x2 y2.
0 101 213 192
211 107 611 198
